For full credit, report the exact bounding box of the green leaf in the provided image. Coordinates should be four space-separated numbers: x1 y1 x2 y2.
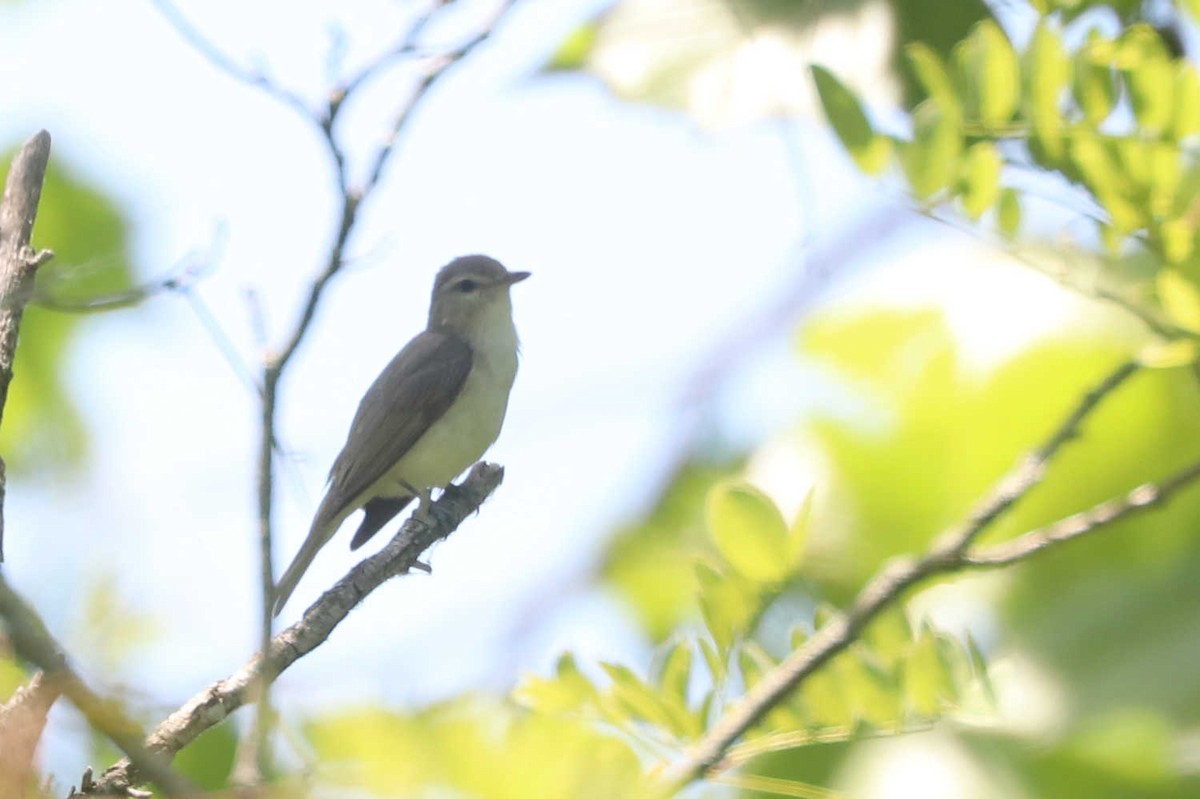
601 662 677 733
695 561 758 654
706 481 791 583
901 101 963 200
787 488 814 568
172 723 236 791
1119 25 1174 134
657 639 692 706
1074 32 1118 126
903 626 954 717
955 19 1019 126
514 653 597 714
959 141 1002 219
546 21 598 71
906 43 959 109
1157 268 1200 333
1138 339 1199 369
998 187 1021 238
1024 21 1071 164
1172 66 1200 140
810 65 891 175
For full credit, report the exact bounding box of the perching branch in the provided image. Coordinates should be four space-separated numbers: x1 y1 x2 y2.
657 357 1177 789
0 130 54 561
150 0 520 781
84 461 504 796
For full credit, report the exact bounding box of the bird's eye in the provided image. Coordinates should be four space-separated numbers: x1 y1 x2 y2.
457 279 477 293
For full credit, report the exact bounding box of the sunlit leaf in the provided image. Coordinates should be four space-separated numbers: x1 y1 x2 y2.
1138 339 1199 369
959 140 1002 219
707 481 791 583
998 187 1021 238
1157 268 1200 333
696 561 759 653
1174 66 1200 140
514 653 597 714
1025 21 1070 164
901 100 963 200
1074 32 1118 126
172 724 236 791
954 19 1019 126
811 64 892 174
1119 24 1174 134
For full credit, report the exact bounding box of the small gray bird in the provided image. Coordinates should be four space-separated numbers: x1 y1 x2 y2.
273 255 529 615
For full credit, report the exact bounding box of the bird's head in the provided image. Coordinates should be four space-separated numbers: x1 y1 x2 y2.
428 255 530 338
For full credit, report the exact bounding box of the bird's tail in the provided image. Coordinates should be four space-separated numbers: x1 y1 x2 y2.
273 510 339 617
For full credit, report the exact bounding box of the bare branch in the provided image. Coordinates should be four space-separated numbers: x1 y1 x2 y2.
937 357 1141 554
0 130 54 561
86 462 505 795
965 458 1200 567
147 0 312 120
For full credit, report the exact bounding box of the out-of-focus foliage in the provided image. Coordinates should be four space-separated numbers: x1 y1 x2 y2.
546 0 914 128
305 697 651 799
601 456 742 640
0 147 134 475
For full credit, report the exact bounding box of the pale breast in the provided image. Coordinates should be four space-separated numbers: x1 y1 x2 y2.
385 328 519 491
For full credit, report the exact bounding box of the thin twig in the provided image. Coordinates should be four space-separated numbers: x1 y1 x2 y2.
937 357 1141 554
84 462 504 795
964 458 1200 567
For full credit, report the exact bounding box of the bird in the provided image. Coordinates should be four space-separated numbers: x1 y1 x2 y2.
272 254 529 615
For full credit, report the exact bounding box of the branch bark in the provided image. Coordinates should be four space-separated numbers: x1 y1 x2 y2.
0 673 59 798
86 461 504 795
0 130 54 561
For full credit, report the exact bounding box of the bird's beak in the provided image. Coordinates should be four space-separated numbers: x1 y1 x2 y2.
504 271 531 285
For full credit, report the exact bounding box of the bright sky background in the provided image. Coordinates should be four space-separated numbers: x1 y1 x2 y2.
0 0 1084 788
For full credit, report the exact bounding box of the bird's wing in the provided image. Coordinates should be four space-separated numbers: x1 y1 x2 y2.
272 331 471 616
321 330 473 526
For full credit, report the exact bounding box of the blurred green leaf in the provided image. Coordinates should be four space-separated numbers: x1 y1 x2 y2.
1174 66 1200 140
172 723 236 791
1157 269 1200 333
1118 24 1174 135
998 187 1021 238
602 456 742 640
901 101 963 200
696 561 759 654
1025 21 1070 165
1138 339 1199 369
954 19 1019 127
514 653 597 714
707 481 791 583
546 21 599 71
309 698 649 798
0 657 26 701
811 65 892 175
958 140 1002 219
1074 32 1118 126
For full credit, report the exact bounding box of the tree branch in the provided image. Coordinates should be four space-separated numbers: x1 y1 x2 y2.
0 673 59 798
0 574 197 796
657 357 1153 788
0 130 54 561
85 461 504 796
